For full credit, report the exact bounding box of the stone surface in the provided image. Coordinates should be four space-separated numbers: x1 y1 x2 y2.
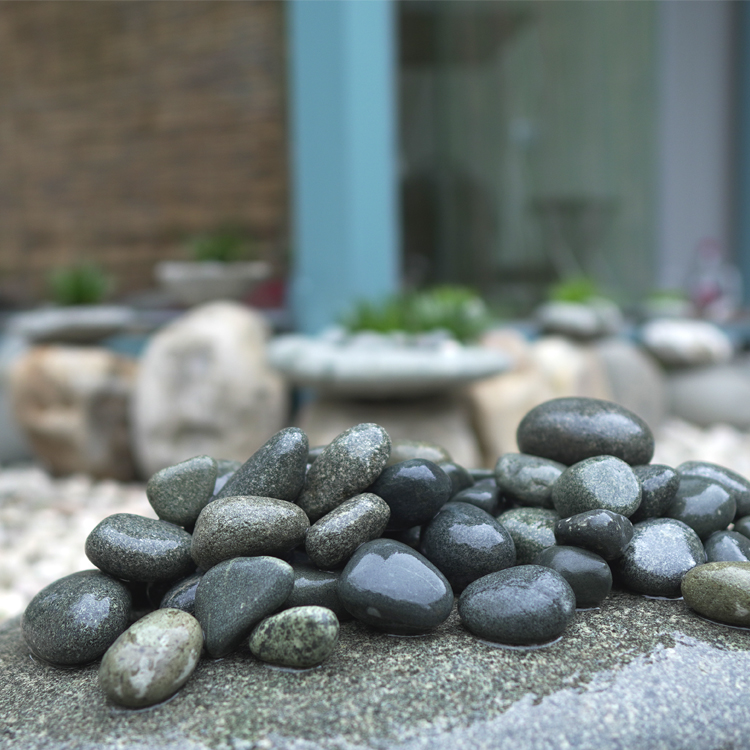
194 556 294 658
681 561 750 626
282 565 350 620
387 439 451 467
159 573 203 616
338 539 453 634
666 476 735 540
517 397 655 466
249 606 339 669
131 302 287 477
734 516 750 539
146 455 218 527
85 513 194 582
495 453 565 508
554 510 633 561
6 306 137 345
213 458 242 496
551 455 642 519
496 508 559 565
704 531 750 562
615 518 705 597
450 482 502 515
297 423 391 523
630 464 679 523
535 301 604 339
678 460 750 518
533 546 612 608
21 570 131 666
213 427 309 503
458 565 576 645
641 318 733 367
438 461 474 498
99 608 203 708
8 345 137 480
191 496 309 570
305 493 390 570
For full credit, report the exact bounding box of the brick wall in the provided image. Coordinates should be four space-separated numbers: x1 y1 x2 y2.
0 1 288 305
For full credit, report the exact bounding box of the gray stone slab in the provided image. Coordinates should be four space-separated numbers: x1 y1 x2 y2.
2 590 750 749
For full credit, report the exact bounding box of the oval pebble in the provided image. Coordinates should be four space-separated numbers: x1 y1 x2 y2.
704 531 750 563
438 461 474 498
554 509 633 561
666 476 736 540
450 482 502 515
735 516 750 539
496 507 559 564
533 546 612 608
630 464 679 523
160 572 203 615
283 565 350 620
682 561 750 626
494 453 565 509
99 608 203 708
678 460 750 518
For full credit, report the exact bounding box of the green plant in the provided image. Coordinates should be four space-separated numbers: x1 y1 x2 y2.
548 276 600 304
187 227 254 263
48 263 110 306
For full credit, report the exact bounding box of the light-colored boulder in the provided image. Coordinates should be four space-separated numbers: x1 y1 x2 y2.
6 306 137 345
536 299 623 339
131 302 286 477
641 318 733 367
8 346 137 480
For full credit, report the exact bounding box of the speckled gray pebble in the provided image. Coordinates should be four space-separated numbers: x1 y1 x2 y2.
554 509 634 561
682 561 750 626
195 556 294 658
458 565 576 645
160 572 203 615
191 495 309 570
533 546 612 608
147 455 218 527
85 513 194 582
517 397 655 466
630 464 679 523
678 460 750 518
387 439 451 467
496 507 559 564
99 608 203 708
494 453 565 508
22 570 131 666
704 531 750 562
297 423 391 522
439 461 474 497
305 493 390 569
214 428 309 502
615 518 705 597
249 606 339 668
666 476 735 540
551 455 641 519
338 539 453 634
282 565 350 620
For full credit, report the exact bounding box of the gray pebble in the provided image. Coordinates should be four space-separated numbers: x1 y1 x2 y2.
496 507 559 564
387 439 450 467
282 564 350 620
533 546 612 608
682 561 750 626
213 459 242 496
554 509 634 561
666 476 736 540
147 455 218 527
704 530 750 562
735 515 750 539
159 572 203 616
438 461 474 498
450 481 502 515
494 453 565 508
630 464 680 523
678 460 750 519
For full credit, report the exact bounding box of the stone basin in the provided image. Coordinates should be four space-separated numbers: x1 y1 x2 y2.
2 590 749 749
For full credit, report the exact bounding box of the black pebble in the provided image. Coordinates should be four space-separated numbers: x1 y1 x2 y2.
533 545 612 608
554 509 634 560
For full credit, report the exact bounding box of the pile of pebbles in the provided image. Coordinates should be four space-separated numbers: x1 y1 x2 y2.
19 397 750 709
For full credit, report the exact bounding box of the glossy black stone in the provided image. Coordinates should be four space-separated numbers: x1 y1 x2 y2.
147 455 218 527
533 546 612 608
554 509 634 561
337 539 454 634
159 572 203 616
735 515 750 539
496 507 559 564
704 531 750 563
282 564 350 620
382 526 423 549
678 461 750 519
450 482 502 515
517 397 655 466
368 459 452 531
438 461 474 498
666 476 736 540
469 468 495 482
494 453 565 509
630 464 680 523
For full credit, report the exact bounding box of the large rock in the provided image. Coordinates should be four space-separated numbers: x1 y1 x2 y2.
8 346 137 480
641 318 734 367
131 302 286 477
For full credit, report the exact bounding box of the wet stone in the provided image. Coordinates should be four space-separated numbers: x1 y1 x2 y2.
533 546 612 608
191 495 309 571
22 570 131 666
297 423 391 522
369 459 452 531
338 539 454 635
615 518 705 598
159 572 203 616
682 561 750 626
420 502 516 593
458 565 576 645
383 525 423 550
147 455 218 527
214 427 309 503
551 455 642 519
213 459 242 496
554 509 634 561
494 453 565 509
387 439 451 467
194 556 294 658
86 513 194 583
469 468 495 482
439 461 475 498
666 476 736 540
305 493 390 570
450 481 502 515
630 464 680 523
678 460 750 519
735 515 750 539
496 507 559 565
516 397 655 466
249 606 339 669
704 531 750 563
283 565 350 620
99 608 203 708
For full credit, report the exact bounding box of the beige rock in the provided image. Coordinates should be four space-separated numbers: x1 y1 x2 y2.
131 302 287 478
8 346 137 480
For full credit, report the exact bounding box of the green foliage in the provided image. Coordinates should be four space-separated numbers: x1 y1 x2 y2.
342 286 490 343
548 276 600 304
48 263 110 306
187 227 254 263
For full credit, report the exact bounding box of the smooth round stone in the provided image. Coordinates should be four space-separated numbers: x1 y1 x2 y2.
159 572 203 616
22 570 131 666
494 453 565 509
438 461 474 498
305 493 390 569
338 539 453 634
554 509 634 561
666 476 736 540
517 397 655 466
99 609 203 708
282 565 350 620
458 565 576 645
214 427 309 503
469 468 495 482
420 503 516 593
496 508 559 564
195 556 294 658
704 531 750 562
533 546 612 608
191 496 309 570
368 459 452 531
551 456 642 519
147 455 218 527
629 464 680 523
213 459 242 496
678 460 750 518
450 482 501 515
386 439 451 467
682 561 750 626
382 525 422 549
249 606 339 668
86 513 194 583
297 423 391 522
615 518 705 597
734 515 750 539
